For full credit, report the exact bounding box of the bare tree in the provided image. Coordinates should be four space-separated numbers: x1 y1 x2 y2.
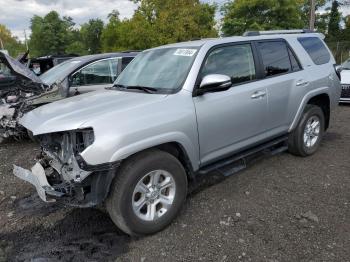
309 0 316 30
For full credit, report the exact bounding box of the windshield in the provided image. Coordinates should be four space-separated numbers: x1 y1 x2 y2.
40 59 82 85
115 47 199 92
342 59 350 70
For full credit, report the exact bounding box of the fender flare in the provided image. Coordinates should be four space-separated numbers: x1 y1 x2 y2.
288 87 331 132
109 131 200 171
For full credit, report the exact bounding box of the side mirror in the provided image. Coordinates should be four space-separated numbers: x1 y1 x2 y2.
195 74 232 96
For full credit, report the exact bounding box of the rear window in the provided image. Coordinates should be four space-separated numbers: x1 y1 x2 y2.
298 37 330 65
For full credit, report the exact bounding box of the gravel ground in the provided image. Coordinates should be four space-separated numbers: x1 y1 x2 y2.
0 106 349 262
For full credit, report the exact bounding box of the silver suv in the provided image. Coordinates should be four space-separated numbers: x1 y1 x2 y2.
14 30 341 236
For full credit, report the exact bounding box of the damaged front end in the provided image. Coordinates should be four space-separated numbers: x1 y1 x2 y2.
0 51 63 141
0 93 39 141
0 84 65 141
13 129 119 207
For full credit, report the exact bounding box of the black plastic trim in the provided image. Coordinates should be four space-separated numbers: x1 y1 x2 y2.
198 134 288 175
76 154 121 172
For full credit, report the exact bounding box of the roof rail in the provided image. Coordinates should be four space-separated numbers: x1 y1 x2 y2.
243 29 315 37
121 50 142 53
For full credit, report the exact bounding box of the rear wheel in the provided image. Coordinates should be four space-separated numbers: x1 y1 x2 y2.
106 149 187 236
288 105 325 157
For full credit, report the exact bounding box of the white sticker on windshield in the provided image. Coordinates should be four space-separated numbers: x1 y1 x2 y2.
174 49 197 57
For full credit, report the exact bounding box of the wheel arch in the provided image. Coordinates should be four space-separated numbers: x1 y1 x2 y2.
289 88 331 132
307 94 330 130
110 135 199 182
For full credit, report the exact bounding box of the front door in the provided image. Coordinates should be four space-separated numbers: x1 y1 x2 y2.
193 43 269 165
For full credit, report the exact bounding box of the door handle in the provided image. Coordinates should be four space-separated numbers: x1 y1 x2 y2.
296 80 309 87
251 91 266 99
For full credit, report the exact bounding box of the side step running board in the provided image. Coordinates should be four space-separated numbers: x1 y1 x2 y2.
198 135 289 177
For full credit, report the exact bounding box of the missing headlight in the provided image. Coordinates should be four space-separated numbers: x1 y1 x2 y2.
38 128 95 162
74 128 95 153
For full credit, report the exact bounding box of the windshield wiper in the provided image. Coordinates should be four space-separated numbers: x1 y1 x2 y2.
112 84 126 89
119 84 158 93
125 85 159 93
112 84 158 93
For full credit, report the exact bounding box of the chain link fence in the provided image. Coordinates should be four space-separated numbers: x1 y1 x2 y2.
326 41 350 64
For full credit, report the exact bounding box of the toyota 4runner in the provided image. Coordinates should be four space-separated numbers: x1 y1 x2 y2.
13 30 341 236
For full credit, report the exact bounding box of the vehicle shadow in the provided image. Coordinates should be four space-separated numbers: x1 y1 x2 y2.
2 168 232 261
2 196 131 262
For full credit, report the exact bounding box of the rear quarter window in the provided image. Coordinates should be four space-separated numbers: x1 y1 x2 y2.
298 37 330 65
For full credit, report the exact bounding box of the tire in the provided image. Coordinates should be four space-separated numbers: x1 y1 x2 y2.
106 149 188 236
288 105 325 157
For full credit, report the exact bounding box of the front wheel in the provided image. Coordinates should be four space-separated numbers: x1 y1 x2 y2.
288 105 325 157
106 149 188 236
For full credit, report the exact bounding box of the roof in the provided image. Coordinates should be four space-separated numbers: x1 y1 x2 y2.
69 52 139 63
147 32 325 51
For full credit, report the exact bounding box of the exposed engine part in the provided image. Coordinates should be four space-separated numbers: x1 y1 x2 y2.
13 128 118 207
37 129 95 182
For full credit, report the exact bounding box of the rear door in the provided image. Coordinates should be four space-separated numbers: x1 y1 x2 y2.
254 40 305 133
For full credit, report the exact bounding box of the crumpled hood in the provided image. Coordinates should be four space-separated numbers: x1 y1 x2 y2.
20 90 167 135
341 70 350 84
0 51 43 85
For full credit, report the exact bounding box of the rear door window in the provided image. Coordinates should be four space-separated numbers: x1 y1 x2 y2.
288 49 301 71
257 41 292 77
298 37 330 65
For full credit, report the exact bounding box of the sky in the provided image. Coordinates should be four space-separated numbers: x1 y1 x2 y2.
0 0 349 41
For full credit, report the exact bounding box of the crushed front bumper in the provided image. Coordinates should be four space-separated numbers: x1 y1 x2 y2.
13 129 121 207
13 158 120 207
13 163 64 202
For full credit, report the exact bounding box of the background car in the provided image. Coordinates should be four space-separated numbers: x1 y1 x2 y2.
39 51 139 96
28 54 80 75
0 51 139 141
340 58 350 103
0 62 16 88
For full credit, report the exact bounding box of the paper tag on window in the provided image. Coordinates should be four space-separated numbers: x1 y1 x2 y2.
174 49 197 57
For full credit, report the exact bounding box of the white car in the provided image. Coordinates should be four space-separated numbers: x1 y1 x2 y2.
340 59 350 103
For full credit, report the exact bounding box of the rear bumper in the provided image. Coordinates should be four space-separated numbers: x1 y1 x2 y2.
340 84 350 102
339 97 350 103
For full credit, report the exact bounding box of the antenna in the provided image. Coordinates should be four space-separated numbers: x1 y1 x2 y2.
24 29 29 51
